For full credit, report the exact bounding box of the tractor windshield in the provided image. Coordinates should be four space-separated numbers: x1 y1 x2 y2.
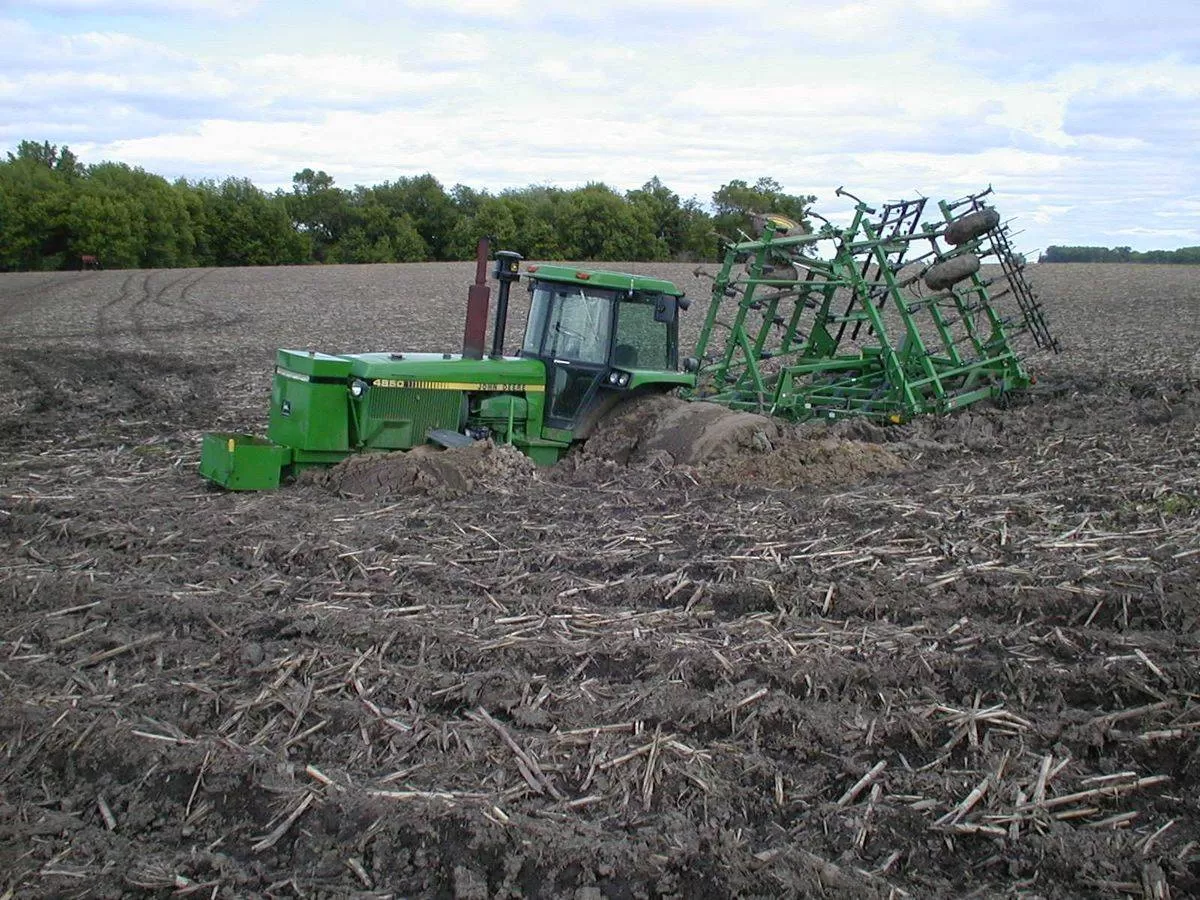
523 282 615 364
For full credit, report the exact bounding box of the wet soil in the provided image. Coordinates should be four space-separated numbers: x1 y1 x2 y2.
0 262 1198 898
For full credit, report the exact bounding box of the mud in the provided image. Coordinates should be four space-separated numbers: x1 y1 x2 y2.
572 393 907 490
581 394 783 467
312 442 537 500
0 262 1198 898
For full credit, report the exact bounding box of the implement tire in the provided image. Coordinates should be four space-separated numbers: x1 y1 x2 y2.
944 208 1000 245
924 253 981 291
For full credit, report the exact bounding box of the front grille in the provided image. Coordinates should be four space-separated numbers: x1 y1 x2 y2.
366 388 464 445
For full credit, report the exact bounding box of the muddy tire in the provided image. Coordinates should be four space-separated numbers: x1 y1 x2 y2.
924 253 981 291
944 208 1000 245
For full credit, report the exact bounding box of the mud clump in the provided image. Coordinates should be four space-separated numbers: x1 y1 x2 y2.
311 441 536 499
700 434 906 487
573 394 905 488
582 394 780 466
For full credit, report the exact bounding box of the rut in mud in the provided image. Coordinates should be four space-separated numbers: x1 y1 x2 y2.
563 393 907 490
0 262 1198 899
312 394 907 502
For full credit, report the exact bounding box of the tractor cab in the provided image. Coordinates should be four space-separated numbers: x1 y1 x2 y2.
519 265 693 432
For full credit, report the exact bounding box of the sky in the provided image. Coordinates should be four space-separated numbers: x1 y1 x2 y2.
1 0 1197 252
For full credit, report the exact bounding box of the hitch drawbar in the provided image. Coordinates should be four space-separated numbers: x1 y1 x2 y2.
200 433 292 490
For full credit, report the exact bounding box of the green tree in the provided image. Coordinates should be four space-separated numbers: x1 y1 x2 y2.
0 152 72 269
175 178 219 266
1040 245 1200 264
498 186 568 259
625 177 693 260
369 174 459 260
445 196 518 259
712 176 814 240
197 178 306 266
556 183 658 261
7 140 83 178
0 139 860 270
331 193 427 263
450 183 485 219
86 162 196 267
287 168 349 262
65 186 141 268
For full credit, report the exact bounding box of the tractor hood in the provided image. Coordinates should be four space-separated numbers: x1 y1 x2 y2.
276 349 546 389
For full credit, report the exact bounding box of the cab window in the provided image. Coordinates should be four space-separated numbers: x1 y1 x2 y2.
523 283 614 364
613 299 670 370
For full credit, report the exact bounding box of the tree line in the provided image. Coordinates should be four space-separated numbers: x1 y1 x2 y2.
0 140 814 271
1040 245 1200 264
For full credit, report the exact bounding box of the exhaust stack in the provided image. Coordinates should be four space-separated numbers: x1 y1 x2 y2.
490 250 523 358
462 237 491 360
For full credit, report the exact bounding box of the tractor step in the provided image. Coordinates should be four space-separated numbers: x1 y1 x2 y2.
428 429 475 449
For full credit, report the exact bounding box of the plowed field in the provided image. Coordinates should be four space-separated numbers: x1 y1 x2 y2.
1 262 1198 898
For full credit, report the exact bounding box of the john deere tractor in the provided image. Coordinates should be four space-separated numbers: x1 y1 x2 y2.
199 241 694 489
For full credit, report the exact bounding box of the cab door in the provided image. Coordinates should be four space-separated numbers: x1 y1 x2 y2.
544 359 606 429
527 284 615 430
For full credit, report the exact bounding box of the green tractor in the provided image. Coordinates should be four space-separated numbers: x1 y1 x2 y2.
199 241 695 490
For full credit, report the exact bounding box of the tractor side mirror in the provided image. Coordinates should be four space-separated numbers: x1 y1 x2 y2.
653 295 677 324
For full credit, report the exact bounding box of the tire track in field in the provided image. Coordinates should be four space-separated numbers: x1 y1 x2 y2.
176 268 225 323
148 267 208 311
130 269 195 350
95 271 142 346
0 273 87 329
153 268 247 335
193 271 247 333
18 269 241 344
177 267 215 307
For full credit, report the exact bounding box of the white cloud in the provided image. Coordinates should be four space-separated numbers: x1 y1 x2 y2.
11 0 260 15
413 32 493 67
914 0 993 14
1113 226 1200 240
401 0 524 16
1028 204 1074 225
237 53 465 106
2 0 1197 251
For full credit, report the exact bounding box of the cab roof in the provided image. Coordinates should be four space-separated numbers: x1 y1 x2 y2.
524 263 684 298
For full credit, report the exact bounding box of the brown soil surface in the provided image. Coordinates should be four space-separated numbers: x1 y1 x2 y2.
1 262 1198 898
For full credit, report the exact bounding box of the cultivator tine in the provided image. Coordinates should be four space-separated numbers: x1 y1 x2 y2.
845 197 928 342
989 224 1059 353
690 186 1054 424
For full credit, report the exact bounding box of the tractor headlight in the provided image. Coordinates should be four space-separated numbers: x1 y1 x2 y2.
618 373 630 387
349 379 368 398
608 372 620 385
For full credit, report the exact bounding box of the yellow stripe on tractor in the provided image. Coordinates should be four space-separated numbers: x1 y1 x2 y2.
372 379 545 392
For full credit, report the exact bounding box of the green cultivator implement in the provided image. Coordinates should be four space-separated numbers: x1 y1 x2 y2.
688 186 1058 423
